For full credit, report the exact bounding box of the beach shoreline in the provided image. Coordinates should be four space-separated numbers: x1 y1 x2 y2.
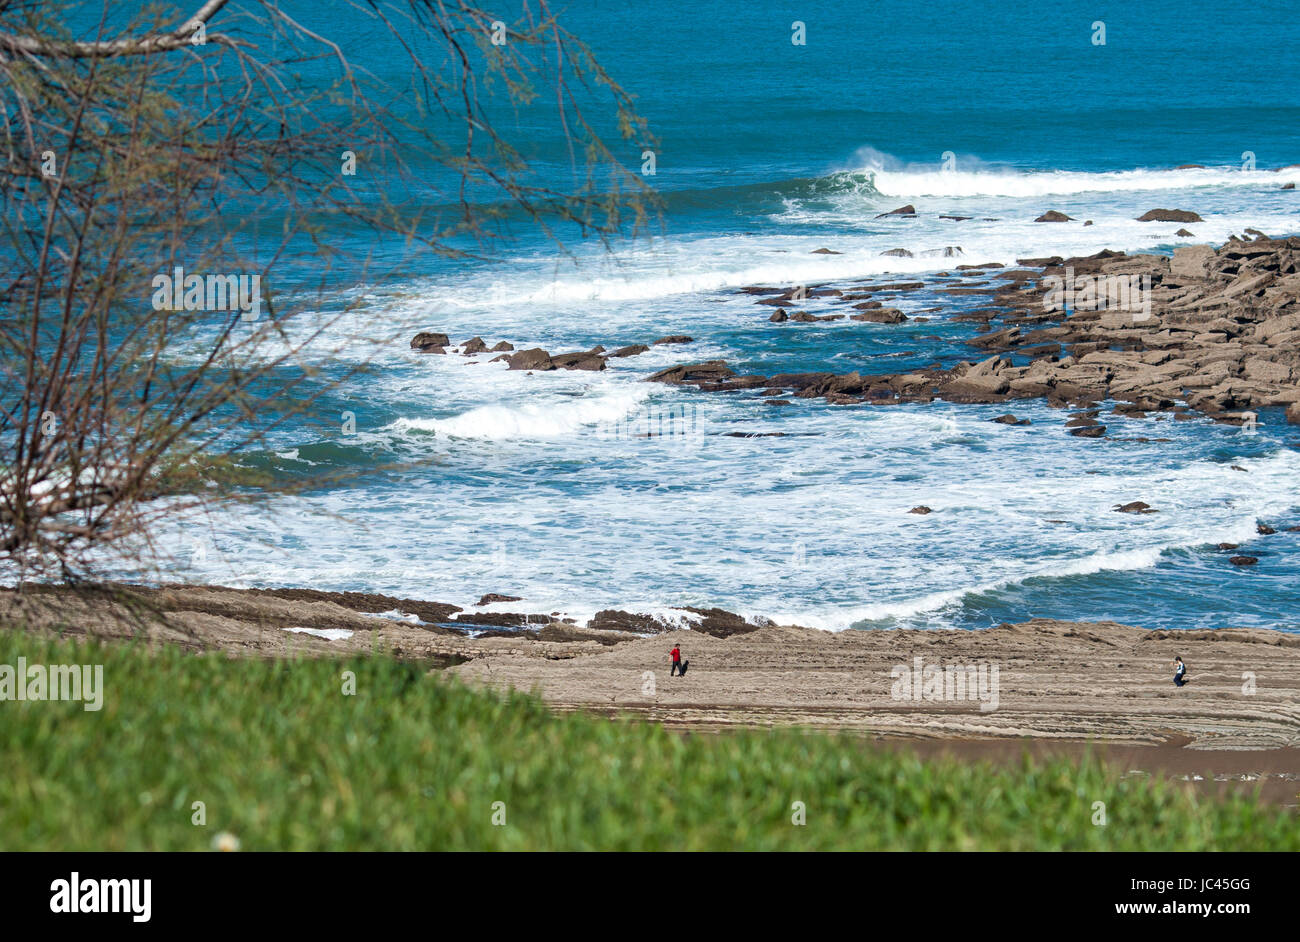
4 582 1297 754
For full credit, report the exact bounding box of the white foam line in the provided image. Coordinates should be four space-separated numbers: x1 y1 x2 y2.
863 165 1300 199
384 383 654 441
283 627 354 641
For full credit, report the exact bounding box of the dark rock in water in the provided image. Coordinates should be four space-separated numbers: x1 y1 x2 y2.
1174 228 1195 238
992 414 1031 426
1017 343 1060 359
246 587 463 628
411 331 450 351
1217 543 1239 550
1069 425 1106 438
461 336 488 354
1287 403 1300 425
683 607 760 638
769 309 789 323
647 360 735 385
610 344 650 357
790 311 820 322
1257 523 1277 535
849 308 907 323
876 204 917 218
1229 556 1259 566
970 326 1020 348
881 248 914 257
941 215 973 221
722 375 772 390
1175 164 1205 170
811 247 842 254
908 506 932 515
588 609 667 633
505 347 554 371
1137 208 1203 222
653 335 694 345
755 287 841 305
1284 183 1296 190
490 341 514 352
476 593 523 606
1034 210 1073 222
1083 220 1093 226
1114 501 1156 514
767 371 835 390
764 399 792 406
550 351 606 371
815 372 871 396
455 611 557 628
868 280 926 292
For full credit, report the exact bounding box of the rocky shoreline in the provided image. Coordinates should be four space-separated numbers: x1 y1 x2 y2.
410 235 1300 439
0 582 771 643
647 236 1300 433
409 329 693 372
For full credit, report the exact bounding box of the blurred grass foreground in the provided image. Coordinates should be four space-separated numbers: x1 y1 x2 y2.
0 630 1294 851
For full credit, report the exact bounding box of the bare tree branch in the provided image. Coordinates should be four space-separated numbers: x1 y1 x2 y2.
0 0 657 585
0 0 242 58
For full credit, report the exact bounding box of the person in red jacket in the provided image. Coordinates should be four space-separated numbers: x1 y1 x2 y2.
670 644 683 676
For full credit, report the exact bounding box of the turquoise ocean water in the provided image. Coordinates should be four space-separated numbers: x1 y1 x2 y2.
126 1 1300 631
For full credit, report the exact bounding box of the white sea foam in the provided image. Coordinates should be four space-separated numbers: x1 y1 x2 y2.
362 609 423 624
774 546 1172 630
862 165 1300 200
130 401 1300 633
386 382 654 440
383 174 1297 310
283 627 354 641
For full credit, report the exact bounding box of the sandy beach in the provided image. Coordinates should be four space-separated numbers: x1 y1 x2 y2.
6 583 1297 801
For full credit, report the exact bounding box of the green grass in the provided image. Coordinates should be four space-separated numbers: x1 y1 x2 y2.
0 631 1295 850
